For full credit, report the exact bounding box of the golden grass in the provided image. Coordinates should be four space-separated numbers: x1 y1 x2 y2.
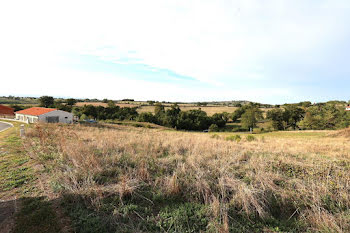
137 106 239 116
23 123 350 231
75 102 140 108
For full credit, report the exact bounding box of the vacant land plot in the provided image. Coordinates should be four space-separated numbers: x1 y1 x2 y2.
6 123 347 232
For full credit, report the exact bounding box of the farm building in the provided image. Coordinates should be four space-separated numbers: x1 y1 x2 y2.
15 107 73 123
0 104 15 118
346 105 350 111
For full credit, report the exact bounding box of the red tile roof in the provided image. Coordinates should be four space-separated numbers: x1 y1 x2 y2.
0 104 14 115
16 107 57 116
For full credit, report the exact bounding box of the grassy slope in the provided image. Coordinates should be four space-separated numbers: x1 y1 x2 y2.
0 121 63 233
19 123 350 232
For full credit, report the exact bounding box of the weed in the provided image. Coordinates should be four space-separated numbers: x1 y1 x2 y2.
225 135 241 142
246 135 256 141
157 203 209 233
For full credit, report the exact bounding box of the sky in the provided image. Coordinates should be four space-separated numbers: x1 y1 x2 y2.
0 0 350 104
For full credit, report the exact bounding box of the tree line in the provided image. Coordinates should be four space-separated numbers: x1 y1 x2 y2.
10 96 350 132
72 102 228 131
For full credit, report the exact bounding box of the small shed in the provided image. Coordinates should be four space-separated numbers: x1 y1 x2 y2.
15 107 73 123
0 104 15 118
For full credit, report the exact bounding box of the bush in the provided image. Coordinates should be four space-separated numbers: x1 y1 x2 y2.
80 114 88 121
210 134 220 139
232 127 244 132
254 128 265 134
246 135 256 142
208 124 219 132
225 135 241 142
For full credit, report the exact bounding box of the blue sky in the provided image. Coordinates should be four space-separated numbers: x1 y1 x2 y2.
1 0 350 104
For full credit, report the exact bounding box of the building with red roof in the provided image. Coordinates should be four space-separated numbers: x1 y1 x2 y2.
0 104 15 118
15 107 73 123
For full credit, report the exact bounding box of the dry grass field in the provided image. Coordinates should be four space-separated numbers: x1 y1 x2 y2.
17 123 350 232
75 102 140 108
137 105 241 116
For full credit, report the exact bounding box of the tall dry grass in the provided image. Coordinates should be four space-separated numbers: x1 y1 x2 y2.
24 123 350 232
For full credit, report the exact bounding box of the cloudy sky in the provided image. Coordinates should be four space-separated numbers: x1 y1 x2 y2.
1 0 350 104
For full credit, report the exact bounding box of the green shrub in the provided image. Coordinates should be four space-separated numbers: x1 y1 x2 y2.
232 127 244 132
210 134 220 139
208 124 219 132
80 114 88 121
254 128 265 134
225 135 241 142
246 135 256 142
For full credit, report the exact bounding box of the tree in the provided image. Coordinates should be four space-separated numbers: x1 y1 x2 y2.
107 100 116 108
221 112 230 122
102 99 108 103
66 98 77 106
298 112 316 129
154 103 165 116
81 105 98 119
176 110 212 131
231 107 245 122
147 100 156 105
209 124 219 132
241 107 263 130
72 107 82 118
39 96 54 108
197 102 208 106
162 104 181 127
80 114 88 121
10 104 24 111
137 112 157 123
299 101 312 108
211 113 227 127
283 105 305 130
266 109 285 130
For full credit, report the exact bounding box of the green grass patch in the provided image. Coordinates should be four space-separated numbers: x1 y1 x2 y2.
225 135 241 142
12 197 60 233
0 132 35 197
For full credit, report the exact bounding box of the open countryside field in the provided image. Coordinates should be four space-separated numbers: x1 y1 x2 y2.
75 102 140 108
137 105 241 116
76 102 274 116
2 122 350 232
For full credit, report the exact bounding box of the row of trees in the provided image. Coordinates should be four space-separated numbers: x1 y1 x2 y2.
36 96 350 131
266 103 350 130
72 103 228 131
226 102 350 131
137 103 228 130
73 104 138 121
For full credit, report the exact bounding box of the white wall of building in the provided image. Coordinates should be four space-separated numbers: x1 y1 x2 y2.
16 110 73 123
38 110 73 123
15 114 38 123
